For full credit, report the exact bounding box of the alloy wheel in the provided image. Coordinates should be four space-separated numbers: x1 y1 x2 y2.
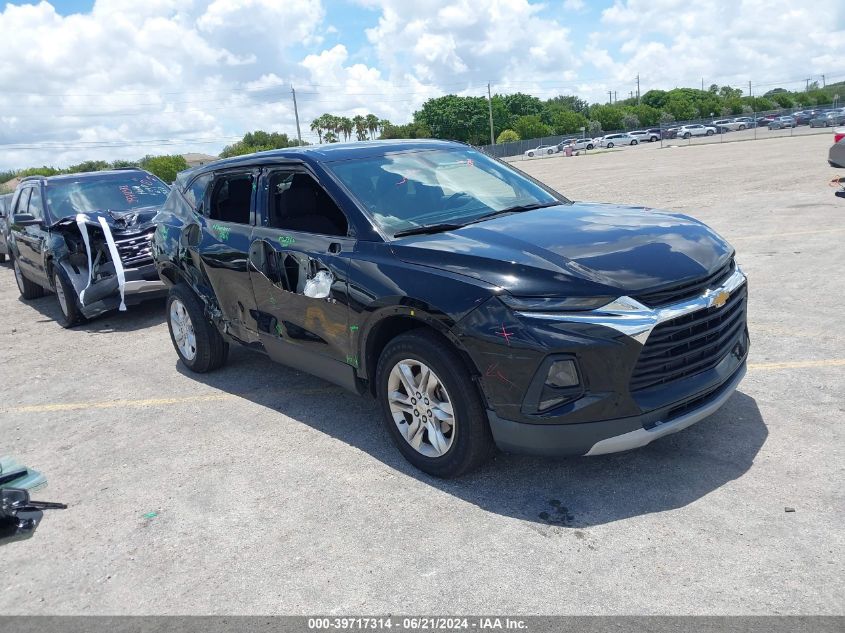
170 299 197 361
387 359 455 458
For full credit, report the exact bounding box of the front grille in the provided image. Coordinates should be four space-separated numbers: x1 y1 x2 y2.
114 229 154 268
635 259 735 308
630 284 747 392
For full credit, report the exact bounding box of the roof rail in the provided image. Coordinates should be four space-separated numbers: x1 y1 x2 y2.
112 166 143 171
20 175 45 182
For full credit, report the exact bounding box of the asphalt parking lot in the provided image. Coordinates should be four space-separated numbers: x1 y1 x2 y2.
1 133 842 615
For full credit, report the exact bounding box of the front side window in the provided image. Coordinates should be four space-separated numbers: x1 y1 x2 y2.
14 188 32 215
186 173 213 212
328 148 561 237
265 171 348 236
28 186 45 219
46 172 169 219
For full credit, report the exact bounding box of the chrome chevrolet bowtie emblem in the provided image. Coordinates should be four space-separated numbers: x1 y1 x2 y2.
713 290 730 309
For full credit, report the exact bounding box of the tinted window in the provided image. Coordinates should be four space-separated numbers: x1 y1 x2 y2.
265 171 348 236
14 188 31 215
328 147 559 237
28 186 45 219
185 173 213 211
208 173 253 224
45 172 169 219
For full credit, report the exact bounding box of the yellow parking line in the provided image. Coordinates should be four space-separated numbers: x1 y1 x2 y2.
0 362 841 415
748 359 845 371
0 388 337 414
731 228 845 240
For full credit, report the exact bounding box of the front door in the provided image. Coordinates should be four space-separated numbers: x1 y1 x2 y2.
14 186 49 284
248 168 356 390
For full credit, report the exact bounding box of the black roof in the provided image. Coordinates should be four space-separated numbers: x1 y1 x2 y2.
183 139 468 180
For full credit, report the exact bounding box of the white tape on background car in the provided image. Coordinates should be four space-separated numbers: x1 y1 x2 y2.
97 216 127 311
75 213 94 305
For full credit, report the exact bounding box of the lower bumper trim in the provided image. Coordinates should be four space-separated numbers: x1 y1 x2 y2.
487 362 746 457
123 279 166 295
585 364 746 455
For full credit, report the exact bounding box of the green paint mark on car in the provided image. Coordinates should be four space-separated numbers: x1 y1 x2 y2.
278 235 296 247
346 355 359 368
349 325 359 332
211 224 231 241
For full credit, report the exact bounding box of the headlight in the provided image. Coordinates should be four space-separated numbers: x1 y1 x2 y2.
499 294 613 312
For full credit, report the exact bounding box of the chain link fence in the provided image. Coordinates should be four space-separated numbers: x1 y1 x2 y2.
481 103 843 161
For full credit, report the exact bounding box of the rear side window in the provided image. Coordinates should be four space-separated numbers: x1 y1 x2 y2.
185 173 213 212
208 173 253 224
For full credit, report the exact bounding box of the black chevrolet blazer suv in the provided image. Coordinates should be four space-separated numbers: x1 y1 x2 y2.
152 140 748 477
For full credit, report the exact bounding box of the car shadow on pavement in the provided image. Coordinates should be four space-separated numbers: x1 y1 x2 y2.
19 293 166 333
177 347 767 528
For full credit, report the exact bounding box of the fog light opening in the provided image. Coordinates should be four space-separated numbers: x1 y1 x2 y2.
546 360 579 388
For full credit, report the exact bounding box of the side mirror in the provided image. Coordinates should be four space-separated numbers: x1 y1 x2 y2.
12 213 40 226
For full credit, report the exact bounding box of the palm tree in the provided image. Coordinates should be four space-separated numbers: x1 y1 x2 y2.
339 117 353 142
324 130 339 143
365 114 379 140
310 117 324 144
378 119 390 138
353 114 367 141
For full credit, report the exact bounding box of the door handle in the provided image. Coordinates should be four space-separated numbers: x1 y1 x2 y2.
328 242 342 254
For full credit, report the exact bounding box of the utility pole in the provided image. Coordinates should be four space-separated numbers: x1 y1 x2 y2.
636 74 640 104
822 74 826 88
291 85 303 146
487 82 495 146
701 77 704 91
748 80 752 98
806 77 811 92
608 90 612 104
614 90 617 103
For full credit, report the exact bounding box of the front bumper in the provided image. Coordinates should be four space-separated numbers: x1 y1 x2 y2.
488 362 745 456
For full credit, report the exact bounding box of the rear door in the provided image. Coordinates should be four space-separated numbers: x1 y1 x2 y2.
195 169 260 344
248 166 356 389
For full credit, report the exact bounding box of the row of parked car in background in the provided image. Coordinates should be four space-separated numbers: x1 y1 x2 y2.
522 106 845 157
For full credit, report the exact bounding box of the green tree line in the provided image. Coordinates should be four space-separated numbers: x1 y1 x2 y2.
0 154 189 192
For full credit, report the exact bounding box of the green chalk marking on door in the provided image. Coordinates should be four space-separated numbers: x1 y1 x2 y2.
349 325 359 332
346 355 359 368
275 323 284 336
158 225 169 240
142 512 158 519
278 235 296 247
211 224 231 241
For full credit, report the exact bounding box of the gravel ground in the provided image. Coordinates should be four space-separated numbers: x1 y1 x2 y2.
0 132 842 615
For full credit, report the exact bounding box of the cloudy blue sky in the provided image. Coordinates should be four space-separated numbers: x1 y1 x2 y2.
1 0 843 168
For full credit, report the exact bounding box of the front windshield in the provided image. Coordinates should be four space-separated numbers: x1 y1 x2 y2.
327 148 562 237
46 172 170 219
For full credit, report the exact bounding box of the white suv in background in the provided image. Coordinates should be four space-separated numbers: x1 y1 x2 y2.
676 124 717 138
629 130 660 142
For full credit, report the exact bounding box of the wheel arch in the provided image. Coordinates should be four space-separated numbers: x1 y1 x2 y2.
361 312 482 400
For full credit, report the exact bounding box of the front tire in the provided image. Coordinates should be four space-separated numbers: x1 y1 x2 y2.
53 268 85 328
706 129 714 136
13 256 45 300
376 330 494 478
631 139 638 145
586 143 594 150
606 142 614 148
527 152 534 157
167 284 228 373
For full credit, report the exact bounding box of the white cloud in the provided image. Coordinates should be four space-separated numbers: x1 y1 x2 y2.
0 0 842 170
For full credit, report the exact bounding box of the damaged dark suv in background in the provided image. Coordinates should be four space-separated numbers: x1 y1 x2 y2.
7 169 170 327
153 140 748 477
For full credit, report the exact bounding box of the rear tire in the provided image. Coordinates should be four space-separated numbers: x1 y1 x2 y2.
376 330 494 478
631 139 638 145
53 267 86 328
683 133 691 139
0 253 5 263
167 284 228 373
13 255 45 300
606 142 614 148
586 144 594 150
706 129 714 136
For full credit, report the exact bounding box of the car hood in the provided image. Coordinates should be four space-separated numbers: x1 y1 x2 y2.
50 206 160 234
390 202 734 297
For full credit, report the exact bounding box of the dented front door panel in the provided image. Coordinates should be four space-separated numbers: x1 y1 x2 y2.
248 227 355 389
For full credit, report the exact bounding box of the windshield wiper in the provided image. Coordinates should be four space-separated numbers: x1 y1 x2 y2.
392 202 559 238
393 223 465 238
470 201 559 222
